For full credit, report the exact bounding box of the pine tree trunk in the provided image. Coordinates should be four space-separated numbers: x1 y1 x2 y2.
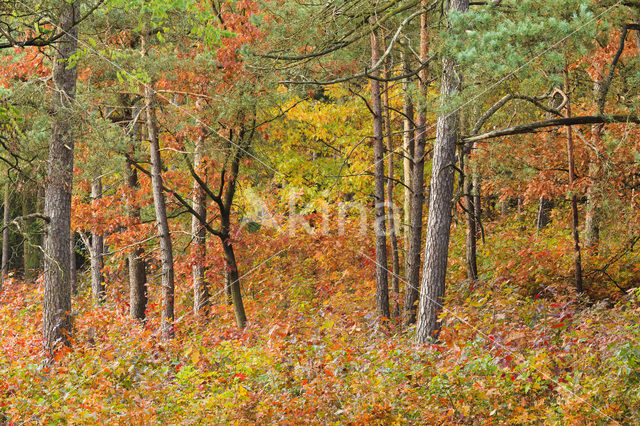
369 24 390 318
192 134 209 317
125 158 148 320
585 81 603 250
143 34 176 339
90 178 105 304
564 68 584 293
1 181 10 287
43 1 78 355
415 0 468 343
401 48 415 256
403 0 429 325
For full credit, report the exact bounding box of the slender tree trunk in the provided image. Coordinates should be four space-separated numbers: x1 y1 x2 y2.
90 178 105 304
473 173 482 241
462 153 478 281
125 157 148 320
536 197 552 229
585 78 603 250
143 34 175 339
1 181 10 287
192 134 209 317
403 0 429 325
415 0 468 343
401 48 415 255
383 67 401 319
123 105 148 320
369 24 390 318
43 1 78 355
69 233 77 295
564 68 584 293
219 147 247 328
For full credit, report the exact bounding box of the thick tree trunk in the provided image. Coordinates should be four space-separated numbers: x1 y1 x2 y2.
90 178 105 304
43 1 78 355
401 48 415 255
143 34 176 339
564 68 584 293
403 1 429 326
369 25 390 318
192 134 209 317
415 0 468 343
1 181 10 286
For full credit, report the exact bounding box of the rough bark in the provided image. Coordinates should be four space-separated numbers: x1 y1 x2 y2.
90 178 105 304
415 0 468 343
43 1 78 355
403 0 429 325
564 68 584 293
143 34 175 339
1 181 10 287
192 134 209 317
369 24 390 318
383 66 401 319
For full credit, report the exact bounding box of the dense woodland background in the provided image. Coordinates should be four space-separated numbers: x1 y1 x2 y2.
1 0 640 423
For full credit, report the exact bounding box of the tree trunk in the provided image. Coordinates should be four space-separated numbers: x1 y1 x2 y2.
585 79 603 250
219 147 247 328
90 178 105 304
415 0 468 343
143 34 175 339
401 48 415 255
564 67 584 293
536 197 552 230
369 24 390 318
192 134 209 317
462 153 478 281
69 233 77 295
1 181 10 287
43 1 78 355
125 157 148 320
403 0 429 325
22 188 39 282
383 73 401 319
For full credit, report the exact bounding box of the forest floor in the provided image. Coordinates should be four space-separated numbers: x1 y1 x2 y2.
1 209 640 424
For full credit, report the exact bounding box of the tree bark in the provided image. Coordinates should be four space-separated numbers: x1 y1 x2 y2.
90 177 105 304
415 0 468 343
219 146 247 328
192 134 209 317
401 47 415 255
536 197 552 230
69 233 77 295
43 1 78 355
403 0 429 325
143 34 175 339
383 65 401 319
123 105 148 321
1 181 10 287
564 67 584 293
369 24 390 319
462 153 478 281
